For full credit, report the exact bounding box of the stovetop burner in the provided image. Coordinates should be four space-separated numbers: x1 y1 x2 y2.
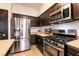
45 35 75 44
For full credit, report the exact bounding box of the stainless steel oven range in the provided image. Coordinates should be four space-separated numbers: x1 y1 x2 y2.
43 34 76 56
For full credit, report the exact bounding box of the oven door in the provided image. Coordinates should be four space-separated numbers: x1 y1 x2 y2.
43 42 64 56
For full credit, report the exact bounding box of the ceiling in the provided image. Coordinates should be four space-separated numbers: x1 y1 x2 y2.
17 3 43 10
12 3 54 16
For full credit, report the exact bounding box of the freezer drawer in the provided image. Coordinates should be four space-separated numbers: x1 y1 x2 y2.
20 40 30 51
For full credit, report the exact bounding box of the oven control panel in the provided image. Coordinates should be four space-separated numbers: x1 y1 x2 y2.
44 38 64 49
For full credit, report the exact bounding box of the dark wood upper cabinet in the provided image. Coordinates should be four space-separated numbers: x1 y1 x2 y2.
39 3 62 26
39 11 50 26
50 4 58 13
57 3 61 9
50 3 61 13
72 3 79 19
30 17 38 27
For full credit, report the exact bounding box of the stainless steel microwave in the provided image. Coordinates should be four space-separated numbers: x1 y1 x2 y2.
50 4 72 24
50 8 62 23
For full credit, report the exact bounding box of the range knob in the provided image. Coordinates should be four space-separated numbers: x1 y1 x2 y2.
53 42 55 44
53 42 58 46
55 43 58 46
47 39 50 42
51 41 54 44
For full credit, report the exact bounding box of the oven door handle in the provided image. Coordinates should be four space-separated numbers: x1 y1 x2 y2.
44 42 63 51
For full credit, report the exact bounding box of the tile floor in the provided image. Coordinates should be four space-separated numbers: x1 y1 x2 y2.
11 45 43 56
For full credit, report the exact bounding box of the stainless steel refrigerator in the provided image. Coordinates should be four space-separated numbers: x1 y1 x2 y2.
14 17 30 52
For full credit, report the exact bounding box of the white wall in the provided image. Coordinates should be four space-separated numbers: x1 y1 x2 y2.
31 26 51 33
0 3 10 10
31 27 40 33
12 4 39 17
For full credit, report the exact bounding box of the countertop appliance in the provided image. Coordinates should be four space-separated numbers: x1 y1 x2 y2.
43 29 76 56
13 17 30 52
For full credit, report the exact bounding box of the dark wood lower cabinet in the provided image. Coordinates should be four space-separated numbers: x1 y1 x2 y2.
30 35 43 54
36 35 43 54
30 35 37 45
67 46 79 56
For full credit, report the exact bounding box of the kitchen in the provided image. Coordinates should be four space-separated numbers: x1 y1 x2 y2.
0 3 79 56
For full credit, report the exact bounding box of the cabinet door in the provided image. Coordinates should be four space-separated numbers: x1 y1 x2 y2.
39 17 43 26
41 14 46 26
45 10 51 25
57 3 61 9
36 35 43 53
39 10 50 26
31 17 38 27
50 3 61 13
50 4 57 14
72 3 79 19
36 17 41 26
30 35 36 45
38 37 43 53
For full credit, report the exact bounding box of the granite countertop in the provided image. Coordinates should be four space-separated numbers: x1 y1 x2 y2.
67 39 79 50
31 32 53 37
0 39 15 56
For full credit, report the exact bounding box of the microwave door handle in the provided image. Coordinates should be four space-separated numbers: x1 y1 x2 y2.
61 10 63 21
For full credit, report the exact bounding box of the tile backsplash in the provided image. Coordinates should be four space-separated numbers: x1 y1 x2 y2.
31 26 51 33
31 27 40 33
31 20 79 38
